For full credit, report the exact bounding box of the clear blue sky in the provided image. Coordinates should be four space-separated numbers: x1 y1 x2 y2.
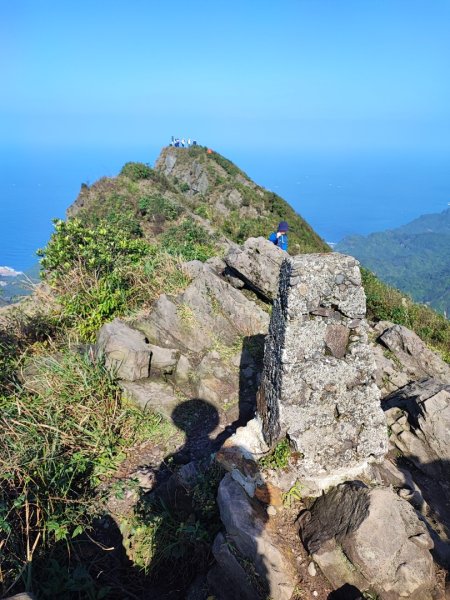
2 0 450 153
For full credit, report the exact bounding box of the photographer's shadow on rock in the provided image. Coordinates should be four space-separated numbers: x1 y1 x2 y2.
136 397 270 600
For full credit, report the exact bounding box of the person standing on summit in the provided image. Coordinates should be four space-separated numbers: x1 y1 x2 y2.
268 221 289 251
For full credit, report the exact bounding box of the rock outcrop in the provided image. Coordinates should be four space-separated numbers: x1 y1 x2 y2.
90 229 448 598
300 482 436 600
373 321 450 396
133 265 269 355
384 378 450 482
216 473 297 600
96 319 151 381
257 253 388 488
224 237 286 301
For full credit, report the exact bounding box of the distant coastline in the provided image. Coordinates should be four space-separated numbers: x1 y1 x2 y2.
0 266 23 277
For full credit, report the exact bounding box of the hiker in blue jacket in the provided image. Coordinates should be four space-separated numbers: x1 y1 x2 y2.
269 221 289 251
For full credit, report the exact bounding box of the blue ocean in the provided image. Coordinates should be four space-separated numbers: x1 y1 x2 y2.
1 144 449 273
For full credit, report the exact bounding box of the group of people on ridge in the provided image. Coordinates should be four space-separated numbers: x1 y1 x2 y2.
170 137 197 148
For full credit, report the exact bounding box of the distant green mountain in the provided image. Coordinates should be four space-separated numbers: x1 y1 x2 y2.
0 264 40 305
336 208 450 316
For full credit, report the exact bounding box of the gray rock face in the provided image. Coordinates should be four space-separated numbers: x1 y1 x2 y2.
300 483 436 600
133 268 269 354
210 533 260 600
155 150 209 194
119 379 177 418
147 343 179 374
384 378 450 481
224 237 286 300
258 253 387 486
217 473 296 600
96 319 151 381
373 321 450 396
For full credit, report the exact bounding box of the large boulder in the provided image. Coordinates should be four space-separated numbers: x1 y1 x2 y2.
224 237 286 301
217 473 297 600
96 319 151 381
209 532 260 600
257 253 387 489
300 482 436 600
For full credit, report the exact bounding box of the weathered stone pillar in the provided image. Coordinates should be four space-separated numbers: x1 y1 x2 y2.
257 253 387 486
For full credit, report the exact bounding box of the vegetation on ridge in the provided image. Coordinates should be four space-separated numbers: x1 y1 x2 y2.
363 269 450 362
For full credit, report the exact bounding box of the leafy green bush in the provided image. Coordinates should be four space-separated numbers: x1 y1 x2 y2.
138 195 181 221
80 191 143 237
193 204 210 219
120 162 154 181
179 182 190 193
161 218 218 262
37 219 151 339
38 219 149 282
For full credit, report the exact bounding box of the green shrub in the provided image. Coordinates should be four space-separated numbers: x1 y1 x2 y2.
120 162 154 181
179 182 190 193
80 191 143 237
161 218 218 262
38 219 149 282
138 195 181 221
37 219 152 339
193 204 210 219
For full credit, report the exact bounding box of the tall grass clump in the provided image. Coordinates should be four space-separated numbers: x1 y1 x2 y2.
0 349 173 597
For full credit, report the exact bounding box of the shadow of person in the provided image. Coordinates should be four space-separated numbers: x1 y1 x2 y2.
327 583 364 600
327 583 363 599
135 397 271 599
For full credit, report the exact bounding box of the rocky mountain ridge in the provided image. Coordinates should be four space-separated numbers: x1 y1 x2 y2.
3 147 450 599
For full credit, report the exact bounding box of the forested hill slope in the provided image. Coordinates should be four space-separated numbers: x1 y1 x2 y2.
336 208 450 316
